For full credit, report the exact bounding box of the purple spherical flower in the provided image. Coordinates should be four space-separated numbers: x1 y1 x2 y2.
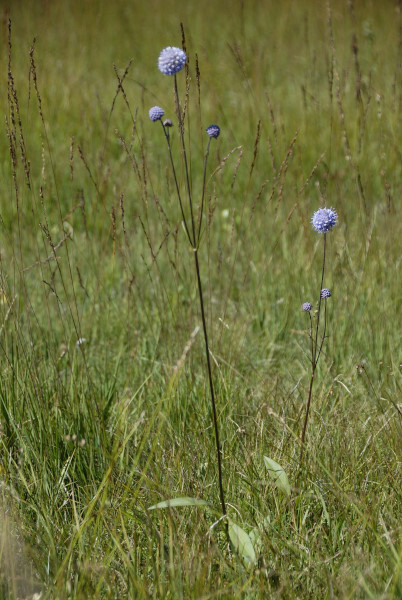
158 47 187 75
321 288 332 299
149 106 164 122
206 124 220 138
311 207 338 233
302 302 313 312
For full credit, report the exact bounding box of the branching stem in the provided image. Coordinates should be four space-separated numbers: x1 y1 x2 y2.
299 234 327 471
159 75 227 519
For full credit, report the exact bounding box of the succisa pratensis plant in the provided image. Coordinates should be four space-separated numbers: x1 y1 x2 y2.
149 46 226 519
299 207 338 471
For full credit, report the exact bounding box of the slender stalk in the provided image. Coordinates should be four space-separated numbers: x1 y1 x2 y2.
160 121 193 246
193 247 226 517
160 73 226 518
299 233 327 470
316 298 328 364
313 234 327 363
197 137 212 243
174 74 197 246
299 368 315 464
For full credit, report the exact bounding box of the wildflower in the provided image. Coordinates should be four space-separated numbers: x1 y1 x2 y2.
158 46 187 75
163 119 173 127
302 302 313 312
320 288 332 299
206 124 220 138
149 106 164 121
311 207 337 233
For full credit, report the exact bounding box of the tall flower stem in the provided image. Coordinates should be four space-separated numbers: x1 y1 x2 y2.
158 75 227 519
313 234 327 364
299 234 327 470
193 247 227 517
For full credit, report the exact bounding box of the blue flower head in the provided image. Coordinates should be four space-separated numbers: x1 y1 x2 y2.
206 124 220 138
302 302 313 312
158 47 187 75
311 207 338 233
149 106 165 122
321 288 332 299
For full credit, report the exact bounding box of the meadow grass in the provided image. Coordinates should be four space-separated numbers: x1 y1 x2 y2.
0 0 401 598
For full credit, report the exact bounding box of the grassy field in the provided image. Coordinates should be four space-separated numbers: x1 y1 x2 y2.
0 0 401 598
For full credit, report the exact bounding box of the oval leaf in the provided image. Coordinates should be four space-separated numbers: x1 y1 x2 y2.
264 456 291 497
149 497 209 510
249 527 263 555
228 518 257 566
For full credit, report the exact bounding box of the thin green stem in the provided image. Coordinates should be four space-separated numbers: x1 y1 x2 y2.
299 368 315 467
174 74 197 246
309 312 314 366
299 233 327 471
193 247 226 517
197 137 212 243
158 76 226 519
316 299 328 364
160 121 193 246
313 234 327 364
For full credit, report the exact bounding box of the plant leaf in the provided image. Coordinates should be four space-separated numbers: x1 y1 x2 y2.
148 497 209 510
228 518 257 566
264 456 291 497
249 527 263 555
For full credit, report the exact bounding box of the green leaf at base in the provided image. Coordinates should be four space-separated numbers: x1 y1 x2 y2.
228 518 257 567
264 456 291 497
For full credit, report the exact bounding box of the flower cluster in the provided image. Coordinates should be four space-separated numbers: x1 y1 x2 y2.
149 106 165 122
158 46 187 75
320 288 332 299
206 124 220 138
311 207 338 233
302 302 313 312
